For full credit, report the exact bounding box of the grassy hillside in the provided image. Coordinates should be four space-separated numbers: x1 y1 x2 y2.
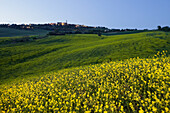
102 30 145 36
0 53 169 112
0 27 50 37
0 31 170 84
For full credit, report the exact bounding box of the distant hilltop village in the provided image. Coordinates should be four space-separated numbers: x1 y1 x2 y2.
49 21 89 28
0 21 101 30
0 21 150 35
0 21 111 35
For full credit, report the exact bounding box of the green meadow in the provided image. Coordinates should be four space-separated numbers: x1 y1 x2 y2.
0 27 50 37
0 31 169 84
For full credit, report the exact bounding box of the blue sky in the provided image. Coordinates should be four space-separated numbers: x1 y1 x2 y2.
0 0 170 29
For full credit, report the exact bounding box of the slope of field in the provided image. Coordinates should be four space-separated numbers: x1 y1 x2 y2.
102 30 145 36
0 31 170 84
0 27 50 37
0 53 169 112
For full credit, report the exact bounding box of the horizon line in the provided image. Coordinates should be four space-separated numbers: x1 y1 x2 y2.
0 22 163 30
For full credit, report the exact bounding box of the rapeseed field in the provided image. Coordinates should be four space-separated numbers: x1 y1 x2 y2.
0 51 169 113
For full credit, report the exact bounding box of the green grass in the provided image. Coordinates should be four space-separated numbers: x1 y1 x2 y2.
0 31 170 84
0 27 50 37
102 30 145 36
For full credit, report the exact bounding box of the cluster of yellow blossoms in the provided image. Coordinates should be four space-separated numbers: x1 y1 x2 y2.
0 52 169 112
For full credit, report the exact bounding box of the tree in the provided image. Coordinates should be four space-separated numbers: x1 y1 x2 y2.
98 33 101 36
157 26 162 30
162 26 170 32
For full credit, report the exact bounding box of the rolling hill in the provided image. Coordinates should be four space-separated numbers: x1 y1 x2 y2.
0 52 169 112
0 27 50 37
0 31 170 84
